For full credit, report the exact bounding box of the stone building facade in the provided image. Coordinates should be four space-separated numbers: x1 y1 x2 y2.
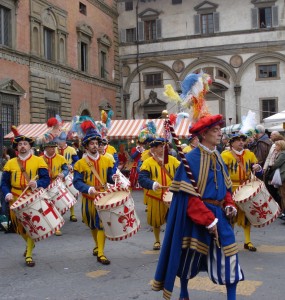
118 0 285 127
0 0 121 135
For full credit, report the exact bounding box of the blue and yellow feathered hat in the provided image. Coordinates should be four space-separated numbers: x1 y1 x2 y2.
229 133 247 144
81 120 102 147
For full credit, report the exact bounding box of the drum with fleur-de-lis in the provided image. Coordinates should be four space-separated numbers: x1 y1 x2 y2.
94 187 140 241
11 188 64 241
233 179 280 228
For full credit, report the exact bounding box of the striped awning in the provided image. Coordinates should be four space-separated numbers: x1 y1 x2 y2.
4 123 71 139
5 119 191 140
107 118 191 140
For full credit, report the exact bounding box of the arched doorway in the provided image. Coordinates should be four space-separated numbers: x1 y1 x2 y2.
81 109 91 116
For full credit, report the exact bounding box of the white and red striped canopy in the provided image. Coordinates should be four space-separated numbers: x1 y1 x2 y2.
107 118 191 140
5 119 191 140
4 123 71 139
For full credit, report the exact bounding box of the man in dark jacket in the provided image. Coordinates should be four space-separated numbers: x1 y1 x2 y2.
251 124 272 168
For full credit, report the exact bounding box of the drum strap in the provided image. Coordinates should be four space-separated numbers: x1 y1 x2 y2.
230 150 248 176
84 157 107 190
17 158 31 184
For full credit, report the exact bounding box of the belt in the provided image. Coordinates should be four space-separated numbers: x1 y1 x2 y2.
12 186 24 191
203 199 224 208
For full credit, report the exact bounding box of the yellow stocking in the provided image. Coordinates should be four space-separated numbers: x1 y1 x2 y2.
244 224 251 244
97 230 105 257
70 206 75 217
25 236 35 258
91 229 98 247
153 227 160 243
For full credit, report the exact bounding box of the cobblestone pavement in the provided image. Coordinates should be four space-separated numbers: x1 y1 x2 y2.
1 190 285 300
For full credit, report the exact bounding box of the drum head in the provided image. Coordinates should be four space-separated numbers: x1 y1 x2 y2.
233 180 261 203
96 190 130 208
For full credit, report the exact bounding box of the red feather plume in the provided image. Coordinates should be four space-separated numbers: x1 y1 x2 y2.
47 117 58 128
81 120 96 134
11 125 20 137
169 114 177 126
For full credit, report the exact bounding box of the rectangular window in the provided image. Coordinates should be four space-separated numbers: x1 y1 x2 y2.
259 7 272 28
144 73 163 88
1 103 14 135
46 100 60 121
100 51 107 78
144 20 156 41
125 1 133 11
172 0 182 4
257 64 278 79
201 13 214 34
79 2 87 15
44 28 54 60
261 98 277 120
80 42 87 72
0 5 11 46
126 28 136 42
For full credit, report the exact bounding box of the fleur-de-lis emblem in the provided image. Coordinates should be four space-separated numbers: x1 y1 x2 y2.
249 200 271 222
118 205 136 232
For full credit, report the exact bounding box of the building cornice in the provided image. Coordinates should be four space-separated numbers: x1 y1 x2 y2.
120 40 285 63
0 47 120 90
87 0 118 18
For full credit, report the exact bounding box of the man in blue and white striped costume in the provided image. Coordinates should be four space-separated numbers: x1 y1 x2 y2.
152 114 244 300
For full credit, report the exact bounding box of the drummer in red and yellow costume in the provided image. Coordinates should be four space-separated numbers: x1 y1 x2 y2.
129 141 145 189
56 131 79 222
73 121 118 265
42 140 69 236
138 138 180 250
221 133 263 251
0 128 50 267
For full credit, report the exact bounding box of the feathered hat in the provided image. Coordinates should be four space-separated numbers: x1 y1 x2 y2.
138 121 158 144
228 133 247 144
11 125 34 149
81 120 102 147
149 137 168 148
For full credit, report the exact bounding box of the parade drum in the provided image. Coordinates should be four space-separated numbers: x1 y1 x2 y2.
46 178 77 215
163 190 173 208
115 169 131 189
10 188 64 242
233 179 281 228
94 187 140 241
64 173 79 198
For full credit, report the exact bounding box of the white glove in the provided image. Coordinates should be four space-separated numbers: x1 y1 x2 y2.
5 193 13 202
88 187 97 195
152 182 161 191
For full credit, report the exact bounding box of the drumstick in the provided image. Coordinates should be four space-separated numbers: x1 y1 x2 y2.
17 175 39 199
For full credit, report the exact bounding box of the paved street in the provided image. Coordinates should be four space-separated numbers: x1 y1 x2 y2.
1 190 285 300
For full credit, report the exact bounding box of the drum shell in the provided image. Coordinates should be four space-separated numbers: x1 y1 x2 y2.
46 178 77 215
64 174 79 198
95 187 140 241
11 189 64 241
163 190 173 208
233 179 281 228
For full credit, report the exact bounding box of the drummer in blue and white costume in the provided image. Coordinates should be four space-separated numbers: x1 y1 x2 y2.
152 114 244 300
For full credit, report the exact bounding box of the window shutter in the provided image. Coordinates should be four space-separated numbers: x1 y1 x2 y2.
156 19 162 39
272 6 279 27
194 14 201 35
120 29 126 43
251 7 258 29
138 21 144 41
213 12 220 33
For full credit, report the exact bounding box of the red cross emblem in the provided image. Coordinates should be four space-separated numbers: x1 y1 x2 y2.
42 201 59 219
